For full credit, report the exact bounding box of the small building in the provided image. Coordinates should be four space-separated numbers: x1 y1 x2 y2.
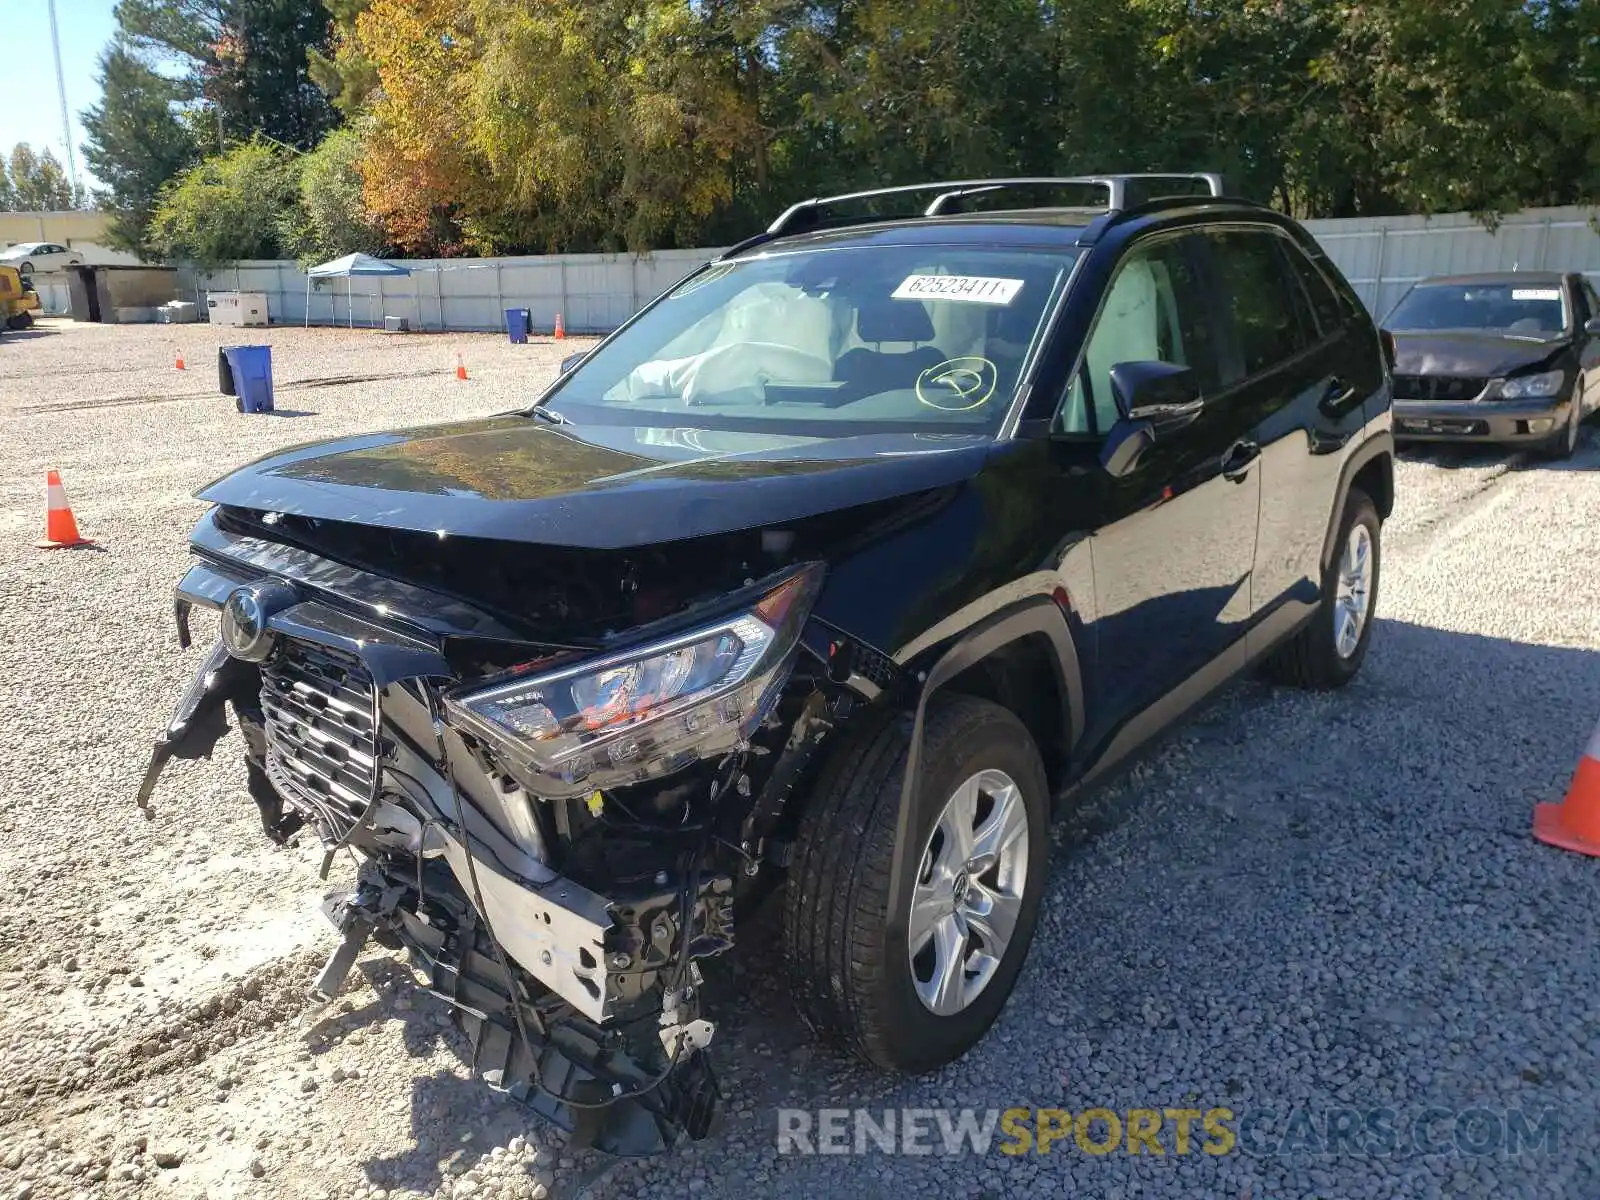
0 209 123 254
65 264 181 323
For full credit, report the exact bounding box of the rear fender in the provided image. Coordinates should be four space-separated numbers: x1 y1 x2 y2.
1320 430 1394 574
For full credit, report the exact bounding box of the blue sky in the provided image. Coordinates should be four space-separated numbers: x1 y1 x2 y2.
2 0 120 190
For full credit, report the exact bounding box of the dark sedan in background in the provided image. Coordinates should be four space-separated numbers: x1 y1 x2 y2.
1384 271 1600 458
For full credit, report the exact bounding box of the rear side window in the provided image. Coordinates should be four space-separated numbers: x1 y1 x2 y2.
1206 230 1305 380
1284 244 1347 338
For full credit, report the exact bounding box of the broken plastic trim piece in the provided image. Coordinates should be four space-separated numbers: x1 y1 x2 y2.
135 639 246 817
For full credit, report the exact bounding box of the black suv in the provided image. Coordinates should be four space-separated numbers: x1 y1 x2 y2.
139 176 1394 1154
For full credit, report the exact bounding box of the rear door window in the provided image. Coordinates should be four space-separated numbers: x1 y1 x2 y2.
1205 230 1307 382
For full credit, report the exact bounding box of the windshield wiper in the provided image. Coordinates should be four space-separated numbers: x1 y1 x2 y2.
526 406 571 425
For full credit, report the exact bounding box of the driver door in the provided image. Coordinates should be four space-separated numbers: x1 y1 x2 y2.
1062 231 1261 747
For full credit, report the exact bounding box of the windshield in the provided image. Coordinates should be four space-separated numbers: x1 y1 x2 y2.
546 244 1077 433
1386 282 1568 336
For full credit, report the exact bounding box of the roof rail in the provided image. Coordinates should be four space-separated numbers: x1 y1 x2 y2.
761 173 1225 239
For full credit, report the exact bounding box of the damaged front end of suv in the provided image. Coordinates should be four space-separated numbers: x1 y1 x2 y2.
137 212 1097 1154
137 498 882 1155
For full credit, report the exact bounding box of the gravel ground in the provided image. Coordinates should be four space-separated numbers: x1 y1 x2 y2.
2 319 1597 1200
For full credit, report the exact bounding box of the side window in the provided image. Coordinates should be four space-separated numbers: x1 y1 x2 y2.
1059 236 1216 435
1206 230 1305 382
1284 244 1346 338
1581 279 1600 324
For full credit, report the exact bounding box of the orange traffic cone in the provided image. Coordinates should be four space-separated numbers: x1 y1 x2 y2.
175 349 186 370
36 470 93 549
553 312 566 340
455 351 469 381
1534 718 1600 856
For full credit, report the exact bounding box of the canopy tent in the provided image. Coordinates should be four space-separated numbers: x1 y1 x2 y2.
304 252 411 328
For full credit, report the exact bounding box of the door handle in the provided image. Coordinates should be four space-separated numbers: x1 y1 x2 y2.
1221 439 1260 482
1319 377 1361 418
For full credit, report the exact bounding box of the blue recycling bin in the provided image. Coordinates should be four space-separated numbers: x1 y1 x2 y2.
506 307 531 344
224 345 273 414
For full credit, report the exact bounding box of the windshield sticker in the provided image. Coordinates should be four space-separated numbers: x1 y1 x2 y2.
1512 288 1561 301
916 357 998 411
893 275 1024 305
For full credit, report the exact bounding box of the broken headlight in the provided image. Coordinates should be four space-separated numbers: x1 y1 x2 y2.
445 564 823 796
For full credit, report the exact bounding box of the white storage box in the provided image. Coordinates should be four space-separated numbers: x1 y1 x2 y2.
207 291 268 326
156 300 199 324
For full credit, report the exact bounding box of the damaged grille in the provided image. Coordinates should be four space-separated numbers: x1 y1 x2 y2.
1392 374 1487 402
261 640 380 831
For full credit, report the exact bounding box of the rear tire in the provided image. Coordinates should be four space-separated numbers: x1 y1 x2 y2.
1264 487 1381 690
782 694 1050 1074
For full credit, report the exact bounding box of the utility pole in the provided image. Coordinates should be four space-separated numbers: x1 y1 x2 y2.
46 0 81 206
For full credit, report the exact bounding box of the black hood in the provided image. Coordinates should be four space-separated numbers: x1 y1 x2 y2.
1387 330 1570 378
197 416 994 549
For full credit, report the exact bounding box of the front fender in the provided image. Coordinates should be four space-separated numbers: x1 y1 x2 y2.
883 596 1085 931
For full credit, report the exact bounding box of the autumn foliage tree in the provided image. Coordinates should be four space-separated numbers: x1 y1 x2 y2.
83 0 1600 260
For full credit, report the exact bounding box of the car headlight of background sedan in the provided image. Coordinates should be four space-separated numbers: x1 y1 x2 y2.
445 563 824 796
1497 369 1567 400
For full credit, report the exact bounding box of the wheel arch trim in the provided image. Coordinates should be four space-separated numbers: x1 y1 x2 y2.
1320 430 1394 574
884 597 1085 929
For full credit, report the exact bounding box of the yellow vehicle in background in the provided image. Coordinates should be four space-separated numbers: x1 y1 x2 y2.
0 265 41 330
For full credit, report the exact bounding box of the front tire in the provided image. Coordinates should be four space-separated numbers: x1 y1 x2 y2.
1264 487 1381 690
1539 396 1581 460
782 694 1050 1074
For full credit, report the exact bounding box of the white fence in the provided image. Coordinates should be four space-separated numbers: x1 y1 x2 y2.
1303 206 1600 319
39 204 1600 332
192 249 719 334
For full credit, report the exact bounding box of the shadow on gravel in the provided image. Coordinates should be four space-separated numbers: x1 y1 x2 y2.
335 616 1600 1199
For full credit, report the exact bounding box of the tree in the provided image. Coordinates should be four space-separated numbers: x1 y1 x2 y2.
276 126 388 262
147 138 298 265
102 0 1600 258
4 145 76 210
308 0 378 115
465 0 760 251
354 0 488 253
81 39 202 254
116 0 337 151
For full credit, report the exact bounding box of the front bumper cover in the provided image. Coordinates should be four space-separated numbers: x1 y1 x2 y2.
1393 396 1573 443
142 557 631 1020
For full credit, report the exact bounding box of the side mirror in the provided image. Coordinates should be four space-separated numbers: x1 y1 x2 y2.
1585 315 1600 335
1112 361 1203 433
559 350 588 375
1098 418 1153 478
1096 362 1201 479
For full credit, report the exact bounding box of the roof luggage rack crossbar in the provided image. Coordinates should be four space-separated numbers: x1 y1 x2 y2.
762 173 1225 238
